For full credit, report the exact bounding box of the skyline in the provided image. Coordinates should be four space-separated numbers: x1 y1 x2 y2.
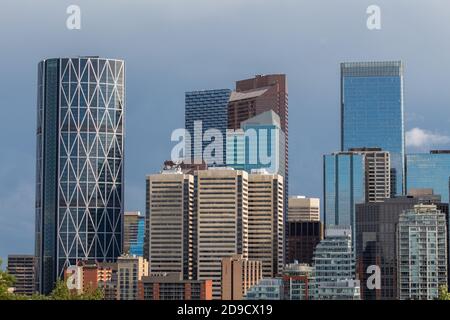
3 0 450 261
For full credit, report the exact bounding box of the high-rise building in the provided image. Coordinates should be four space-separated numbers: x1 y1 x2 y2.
397 204 448 300
323 152 365 241
228 74 289 255
311 226 360 300
7 255 37 296
117 255 149 300
349 148 391 201
145 171 195 280
356 191 449 300
196 169 249 299
406 150 450 203
139 273 212 300
221 255 262 300
123 211 145 256
248 171 284 277
288 196 320 222
341 61 405 195
185 89 231 165
227 110 285 178
287 221 324 265
35 57 125 294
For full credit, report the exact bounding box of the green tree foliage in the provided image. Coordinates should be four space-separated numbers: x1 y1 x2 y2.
439 285 450 300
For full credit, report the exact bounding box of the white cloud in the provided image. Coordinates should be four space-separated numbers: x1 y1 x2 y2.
406 127 450 149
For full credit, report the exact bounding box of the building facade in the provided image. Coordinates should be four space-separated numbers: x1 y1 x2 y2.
7 255 37 296
139 273 212 300
146 171 195 280
312 226 360 300
406 151 450 203
196 169 249 299
341 61 404 195
288 196 320 222
117 255 149 300
282 263 313 300
323 152 365 241
247 172 284 277
221 255 262 300
397 204 448 300
185 89 231 165
287 221 324 265
245 278 285 300
123 211 145 256
35 57 125 294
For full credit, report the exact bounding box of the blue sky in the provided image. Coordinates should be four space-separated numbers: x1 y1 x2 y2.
1 0 450 261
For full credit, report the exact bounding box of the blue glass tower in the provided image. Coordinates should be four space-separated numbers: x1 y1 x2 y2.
185 89 231 166
129 218 145 256
341 61 404 195
35 57 125 294
406 151 450 203
323 152 365 242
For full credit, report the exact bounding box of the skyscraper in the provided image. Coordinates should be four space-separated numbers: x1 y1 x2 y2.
145 171 195 280
221 255 262 300
397 204 448 300
288 196 320 222
185 89 231 165
35 57 125 294
323 151 365 241
117 255 149 300
123 211 145 256
406 150 450 203
247 171 284 277
341 61 404 195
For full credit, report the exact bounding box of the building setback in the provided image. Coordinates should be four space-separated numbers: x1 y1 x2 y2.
397 204 448 300
7 255 37 296
35 57 125 294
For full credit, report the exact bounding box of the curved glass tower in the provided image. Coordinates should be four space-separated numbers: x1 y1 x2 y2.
35 57 125 294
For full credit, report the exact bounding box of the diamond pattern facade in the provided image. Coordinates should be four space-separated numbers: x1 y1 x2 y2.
36 57 125 293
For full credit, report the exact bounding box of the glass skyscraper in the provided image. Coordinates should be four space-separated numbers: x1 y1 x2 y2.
185 89 231 166
35 57 125 294
341 61 405 195
323 152 365 241
406 151 450 203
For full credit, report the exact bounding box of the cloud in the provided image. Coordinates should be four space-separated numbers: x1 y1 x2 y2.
406 127 450 149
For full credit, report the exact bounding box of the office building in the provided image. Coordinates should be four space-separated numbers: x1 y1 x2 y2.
6 255 37 296
145 171 195 280
221 255 262 300
349 148 391 201
397 204 448 300
323 152 365 241
196 169 249 299
245 278 285 300
406 151 450 203
139 273 212 300
287 221 324 265
312 226 360 300
35 57 125 294
282 263 313 300
247 171 284 277
356 191 448 300
341 61 405 195
117 255 149 300
123 211 145 256
185 89 231 165
288 196 320 222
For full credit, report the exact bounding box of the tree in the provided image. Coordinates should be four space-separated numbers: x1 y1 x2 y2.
0 259 16 300
439 285 450 300
49 280 104 300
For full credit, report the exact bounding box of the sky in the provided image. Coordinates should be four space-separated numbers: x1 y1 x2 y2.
1 0 450 262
